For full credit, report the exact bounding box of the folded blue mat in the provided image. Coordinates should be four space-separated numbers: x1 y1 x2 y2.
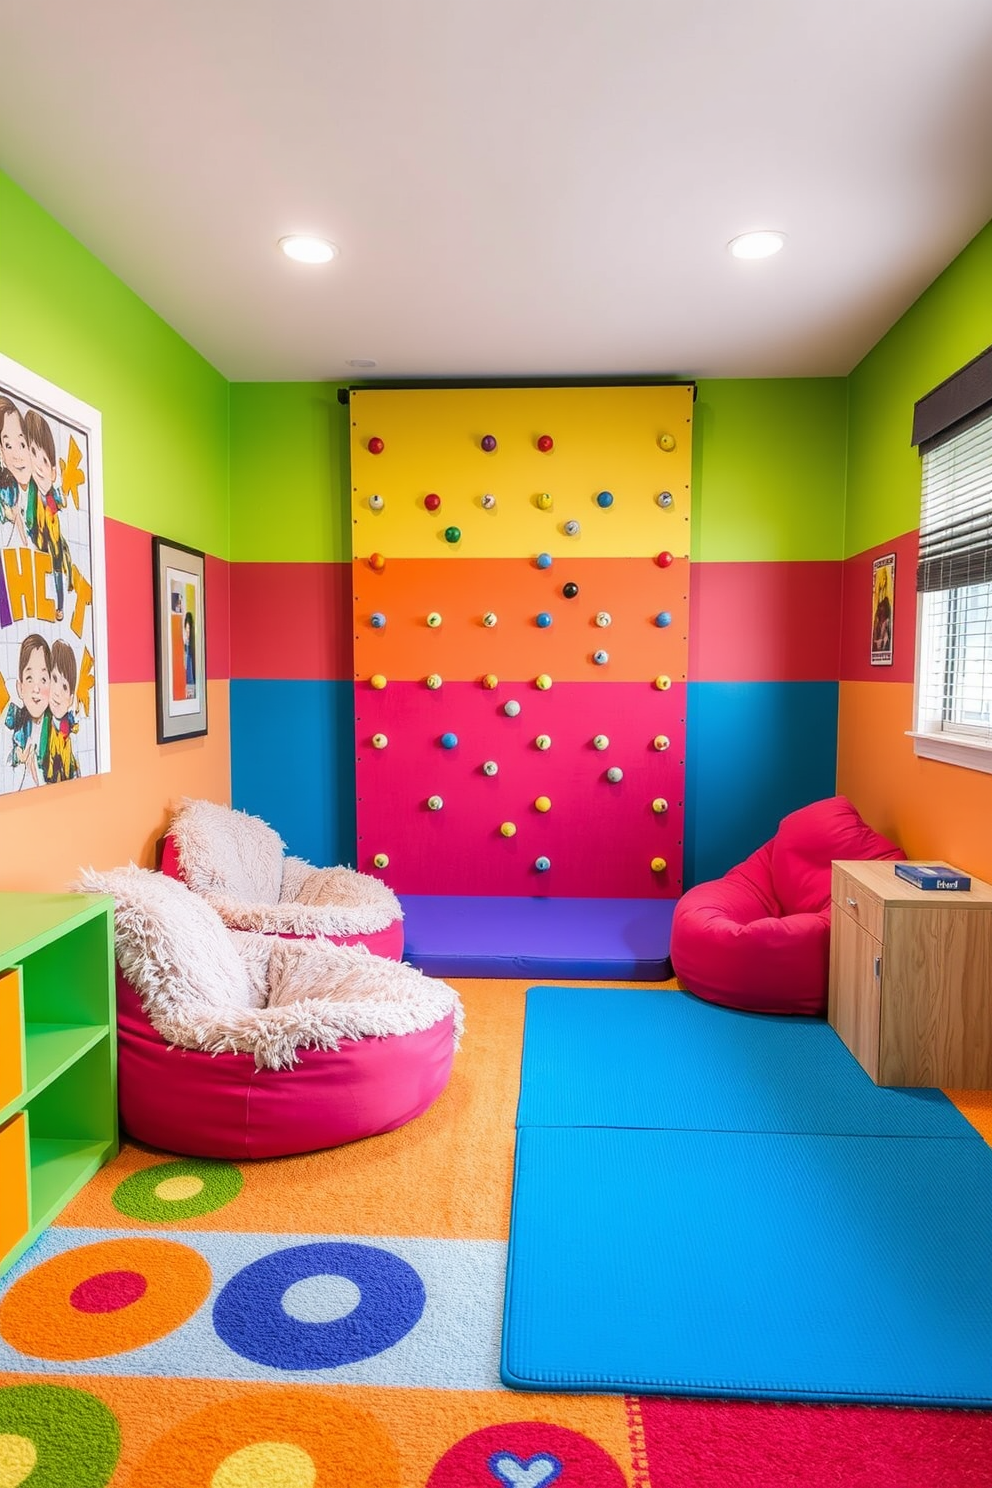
503 985 992 1404
516 986 975 1138
502 1125 992 1404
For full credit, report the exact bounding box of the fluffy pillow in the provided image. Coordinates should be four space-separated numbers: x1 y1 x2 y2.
168 798 285 905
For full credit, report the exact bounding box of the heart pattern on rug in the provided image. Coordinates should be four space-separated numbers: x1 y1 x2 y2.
488 1450 563 1488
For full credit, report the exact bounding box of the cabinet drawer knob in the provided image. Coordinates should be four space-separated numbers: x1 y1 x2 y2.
846 896 857 907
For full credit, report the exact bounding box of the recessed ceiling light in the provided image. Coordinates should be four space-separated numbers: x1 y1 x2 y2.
279 235 337 264
728 230 786 260
346 359 378 369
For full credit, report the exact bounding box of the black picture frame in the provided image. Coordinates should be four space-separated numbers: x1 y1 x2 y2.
152 535 207 742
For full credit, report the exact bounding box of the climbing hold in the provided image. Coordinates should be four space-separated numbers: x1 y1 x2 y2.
373 852 389 869
592 734 609 750
482 760 499 776
370 612 386 628
606 766 624 783
370 674 387 690
482 673 499 689
536 552 553 569
655 611 672 628
426 673 443 689
596 490 614 508
535 856 551 872
654 674 672 690
534 796 552 813
440 732 458 749
500 821 517 838
536 612 553 628
658 433 676 452
651 856 668 872
652 797 669 814
653 734 671 751
427 795 444 811
562 582 579 599
444 526 461 544
424 492 441 512
483 611 498 627
427 611 442 627
657 491 674 508
368 436 384 454
369 493 384 512
537 491 553 510
481 434 497 452
535 674 552 690
504 699 521 717
369 552 386 571
593 650 609 665
371 733 388 749
537 434 554 452
535 734 552 750
595 611 611 627
656 550 674 567
481 493 497 509
563 520 580 536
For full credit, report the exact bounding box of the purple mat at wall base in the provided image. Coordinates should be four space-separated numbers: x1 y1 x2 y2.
398 896 675 980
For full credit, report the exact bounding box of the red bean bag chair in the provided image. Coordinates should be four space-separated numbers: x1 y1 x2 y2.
670 796 904 1016
76 865 461 1160
162 798 403 961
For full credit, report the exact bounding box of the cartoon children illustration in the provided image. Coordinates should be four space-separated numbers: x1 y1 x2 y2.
24 409 72 621
44 638 81 783
4 633 51 789
0 395 35 548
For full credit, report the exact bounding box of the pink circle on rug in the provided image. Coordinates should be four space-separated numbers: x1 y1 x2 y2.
69 1270 148 1314
427 1421 625 1486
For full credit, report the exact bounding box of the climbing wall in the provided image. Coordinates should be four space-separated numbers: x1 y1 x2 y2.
351 386 692 898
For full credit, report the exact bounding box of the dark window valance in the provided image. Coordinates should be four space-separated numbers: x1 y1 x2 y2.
912 344 992 451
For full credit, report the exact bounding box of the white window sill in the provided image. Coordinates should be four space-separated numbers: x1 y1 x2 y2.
906 731 992 775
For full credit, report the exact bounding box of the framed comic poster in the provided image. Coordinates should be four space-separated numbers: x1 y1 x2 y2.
152 536 207 742
0 352 110 794
871 552 895 666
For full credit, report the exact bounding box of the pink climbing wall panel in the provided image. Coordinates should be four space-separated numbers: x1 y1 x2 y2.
351 385 692 897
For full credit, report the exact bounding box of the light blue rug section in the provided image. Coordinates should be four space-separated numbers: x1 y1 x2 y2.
502 1126 992 1404
516 986 976 1138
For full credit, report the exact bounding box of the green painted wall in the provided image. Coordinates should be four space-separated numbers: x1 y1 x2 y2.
228 382 351 563
0 171 230 560
845 221 992 558
693 378 848 562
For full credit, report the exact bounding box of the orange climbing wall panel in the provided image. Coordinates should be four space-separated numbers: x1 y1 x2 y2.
351 385 692 897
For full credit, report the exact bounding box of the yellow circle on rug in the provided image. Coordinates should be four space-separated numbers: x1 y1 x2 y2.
212 1442 316 1487
131 1389 400 1488
0 1239 211 1360
155 1175 205 1202
0 1433 37 1487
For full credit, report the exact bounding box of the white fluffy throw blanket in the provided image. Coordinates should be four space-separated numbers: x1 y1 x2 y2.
77 865 462 1072
168 798 402 937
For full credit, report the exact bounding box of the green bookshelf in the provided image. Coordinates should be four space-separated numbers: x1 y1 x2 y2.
0 893 118 1275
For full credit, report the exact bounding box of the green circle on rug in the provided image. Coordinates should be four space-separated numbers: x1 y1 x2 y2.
0 1384 119 1486
112 1158 243 1222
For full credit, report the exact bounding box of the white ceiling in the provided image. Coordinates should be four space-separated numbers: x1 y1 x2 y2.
4 0 992 383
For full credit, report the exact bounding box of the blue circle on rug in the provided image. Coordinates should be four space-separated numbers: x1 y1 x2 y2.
212 1242 426 1369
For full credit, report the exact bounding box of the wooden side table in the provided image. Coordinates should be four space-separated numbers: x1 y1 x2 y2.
828 859 992 1088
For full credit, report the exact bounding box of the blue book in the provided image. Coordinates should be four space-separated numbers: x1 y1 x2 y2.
894 862 972 892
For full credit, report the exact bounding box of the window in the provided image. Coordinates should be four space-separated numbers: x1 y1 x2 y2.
910 346 992 772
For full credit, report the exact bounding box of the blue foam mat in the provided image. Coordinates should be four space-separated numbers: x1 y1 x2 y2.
516 986 974 1138
502 1126 992 1404
399 896 674 979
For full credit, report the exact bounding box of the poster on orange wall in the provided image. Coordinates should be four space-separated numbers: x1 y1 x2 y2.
0 353 110 795
871 552 895 666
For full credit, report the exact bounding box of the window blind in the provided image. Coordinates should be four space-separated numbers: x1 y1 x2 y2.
917 411 992 593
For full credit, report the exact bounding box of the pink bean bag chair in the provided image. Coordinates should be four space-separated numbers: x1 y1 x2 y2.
670 796 904 1017
77 865 461 1160
162 798 403 961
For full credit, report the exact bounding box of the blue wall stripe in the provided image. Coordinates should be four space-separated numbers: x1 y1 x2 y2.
684 682 839 887
231 679 358 869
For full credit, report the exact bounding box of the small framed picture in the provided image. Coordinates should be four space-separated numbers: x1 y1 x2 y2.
152 536 206 742
871 553 895 666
